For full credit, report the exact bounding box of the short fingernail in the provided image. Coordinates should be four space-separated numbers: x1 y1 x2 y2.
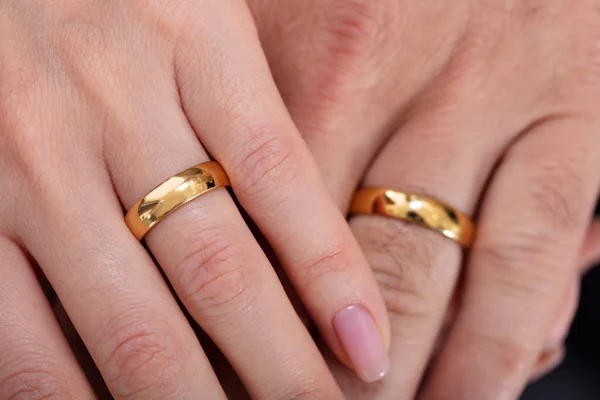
333 305 390 383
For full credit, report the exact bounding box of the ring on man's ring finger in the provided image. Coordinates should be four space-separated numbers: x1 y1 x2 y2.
351 188 475 248
125 161 230 240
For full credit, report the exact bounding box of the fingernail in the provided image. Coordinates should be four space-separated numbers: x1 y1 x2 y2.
333 305 390 383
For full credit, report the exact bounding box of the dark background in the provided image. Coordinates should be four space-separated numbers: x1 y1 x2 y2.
522 202 600 400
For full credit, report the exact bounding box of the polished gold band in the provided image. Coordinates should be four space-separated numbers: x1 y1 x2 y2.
351 188 474 248
125 161 230 240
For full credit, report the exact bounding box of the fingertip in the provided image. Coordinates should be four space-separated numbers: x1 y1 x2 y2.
333 304 391 383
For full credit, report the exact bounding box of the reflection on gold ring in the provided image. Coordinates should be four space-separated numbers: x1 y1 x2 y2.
351 188 474 248
125 161 230 240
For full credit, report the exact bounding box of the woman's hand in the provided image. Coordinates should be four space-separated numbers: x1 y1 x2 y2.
249 0 600 398
0 1 393 398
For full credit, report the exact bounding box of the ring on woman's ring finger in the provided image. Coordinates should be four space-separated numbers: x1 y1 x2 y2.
125 161 230 240
351 188 475 248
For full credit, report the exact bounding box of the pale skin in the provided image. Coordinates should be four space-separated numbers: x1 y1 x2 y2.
1 1 600 400
0 1 390 399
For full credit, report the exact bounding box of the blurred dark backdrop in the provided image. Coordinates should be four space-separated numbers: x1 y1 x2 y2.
522 202 600 400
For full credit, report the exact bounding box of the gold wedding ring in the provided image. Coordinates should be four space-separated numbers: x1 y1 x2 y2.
351 188 474 248
125 161 230 240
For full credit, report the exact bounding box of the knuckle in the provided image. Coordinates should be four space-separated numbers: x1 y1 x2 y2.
0 58 73 196
464 330 534 381
475 234 566 297
0 71 47 171
523 154 587 232
265 0 398 122
302 0 389 105
352 216 455 319
294 242 353 291
175 229 259 317
322 0 387 59
0 106 56 205
0 123 49 179
530 180 584 232
518 2 600 93
542 22 600 94
463 2 509 53
0 362 69 400
52 11 107 59
521 0 589 27
521 0 592 26
230 128 302 198
128 0 195 49
0 57 38 121
559 26 600 93
491 345 531 382
101 315 185 399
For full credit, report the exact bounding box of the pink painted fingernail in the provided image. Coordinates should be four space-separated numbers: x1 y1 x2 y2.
333 305 390 383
